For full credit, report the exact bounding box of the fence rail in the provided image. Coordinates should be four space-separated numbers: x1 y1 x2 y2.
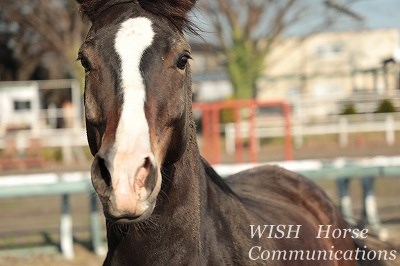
0 128 88 168
1 156 399 258
0 172 104 259
225 113 400 155
214 156 400 237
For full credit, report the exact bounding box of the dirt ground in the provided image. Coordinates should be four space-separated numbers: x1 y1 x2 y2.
0 134 399 265
0 245 103 266
0 194 105 266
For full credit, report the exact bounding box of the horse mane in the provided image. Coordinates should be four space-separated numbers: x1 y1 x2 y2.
77 0 198 34
201 157 237 197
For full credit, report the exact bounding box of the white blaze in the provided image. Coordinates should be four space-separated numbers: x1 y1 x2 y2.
109 17 155 187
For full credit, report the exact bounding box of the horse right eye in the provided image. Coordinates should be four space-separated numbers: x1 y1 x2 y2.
77 54 92 72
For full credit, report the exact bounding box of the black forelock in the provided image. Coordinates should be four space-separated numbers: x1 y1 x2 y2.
77 0 135 21
77 0 198 34
138 0 198 34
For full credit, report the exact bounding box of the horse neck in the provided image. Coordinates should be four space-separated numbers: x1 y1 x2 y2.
159 119 204 229
104 116 203 246
105 114 235 250
104 120 250 266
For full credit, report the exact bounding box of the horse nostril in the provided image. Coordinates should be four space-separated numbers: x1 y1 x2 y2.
142 156 157 190
98 156 112 187
136 157 151 182
143 157 151 171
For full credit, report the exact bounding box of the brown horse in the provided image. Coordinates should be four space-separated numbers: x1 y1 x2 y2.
75 0 392 265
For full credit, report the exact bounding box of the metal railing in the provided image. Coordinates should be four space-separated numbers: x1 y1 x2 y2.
0 171 105 259
0 156 399 256
214 156 400 238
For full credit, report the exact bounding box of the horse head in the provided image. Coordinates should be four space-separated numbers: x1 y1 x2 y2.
76 0 196 223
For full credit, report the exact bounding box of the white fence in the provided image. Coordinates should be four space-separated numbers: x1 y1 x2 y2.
0 128 88 164
0 79 83 135
225 113 400 155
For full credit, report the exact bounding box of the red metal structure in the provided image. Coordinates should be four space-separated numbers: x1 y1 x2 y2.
192 100 293 164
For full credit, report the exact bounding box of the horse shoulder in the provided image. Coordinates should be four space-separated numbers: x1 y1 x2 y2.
226 164 347 232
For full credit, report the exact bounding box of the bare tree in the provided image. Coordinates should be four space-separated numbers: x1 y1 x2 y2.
1 0 88 80
198 0 363 99
198 0 306 99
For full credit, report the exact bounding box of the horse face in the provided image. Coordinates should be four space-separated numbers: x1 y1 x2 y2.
78 7 191 223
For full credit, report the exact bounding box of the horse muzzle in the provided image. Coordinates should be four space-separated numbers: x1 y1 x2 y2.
91 152 160 223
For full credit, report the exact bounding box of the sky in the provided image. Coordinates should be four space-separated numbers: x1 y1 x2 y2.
282 0 400 36
353 0 400 29
191 0 400 43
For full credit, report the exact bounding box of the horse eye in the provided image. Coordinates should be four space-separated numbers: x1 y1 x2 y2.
176 54 191 70
78 55 91 72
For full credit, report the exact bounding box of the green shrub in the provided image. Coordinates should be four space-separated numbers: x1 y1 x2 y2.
375 99 396 113
220 108 235 124
340 103 357 115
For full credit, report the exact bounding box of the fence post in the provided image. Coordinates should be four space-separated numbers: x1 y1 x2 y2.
248 102 257 163
339 117 348 147
211 105 221 164
337 178 355 225
224 123 235 155
201 107 211 162
294 122 304 149
60 194 74 259
385 115 395 145
361 176 381 234
16 131 27 158
234 107 243 163
61 134 73 164
282 102 293 160
89 195 105 256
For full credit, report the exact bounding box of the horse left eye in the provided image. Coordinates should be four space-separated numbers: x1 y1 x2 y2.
176 54 191 70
